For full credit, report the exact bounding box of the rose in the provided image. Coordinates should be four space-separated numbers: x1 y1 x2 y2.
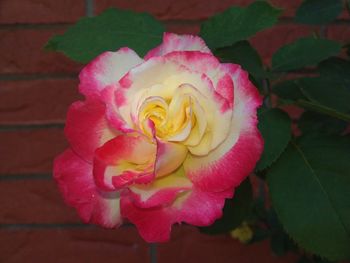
54 33 263 242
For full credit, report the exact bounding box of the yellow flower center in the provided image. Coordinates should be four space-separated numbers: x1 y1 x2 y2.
138 93 197 142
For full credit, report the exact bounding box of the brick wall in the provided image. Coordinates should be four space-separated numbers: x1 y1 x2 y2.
0 1 349 262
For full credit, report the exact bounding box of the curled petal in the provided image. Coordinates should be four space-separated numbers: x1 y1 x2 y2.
115 57 184 127
54 149 122 228
93 134 156 191
155 140 188 177
79 47 143 98
116 56 233 154
171 82 232 156
164 51 234 103
65 99 118 162
144 32 211 60
128 166 192 208
184 67 263 192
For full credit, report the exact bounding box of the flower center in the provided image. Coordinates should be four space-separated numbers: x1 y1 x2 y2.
137 93 196 141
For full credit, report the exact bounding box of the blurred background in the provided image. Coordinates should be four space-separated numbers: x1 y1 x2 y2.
0 0 349 262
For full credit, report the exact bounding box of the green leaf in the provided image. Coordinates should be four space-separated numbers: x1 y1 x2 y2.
295 0 343 25
271 38 341 72
214 41 265 78
200 1 281 49
297 77 350 113
299 111 347 135
273 79 307 101
295 99 350 122
267 135 350 261
200 178 252 234
256 108 292 171
45 8 165 63
318 57 350 91
214 41 266 92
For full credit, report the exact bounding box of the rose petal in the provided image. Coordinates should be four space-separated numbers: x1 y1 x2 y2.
164 50 234 102
79 47 143 98
184 67 263 192
168 82 232 155
121 186 232 242
54 149 122 227
101 85 135 133
155 139 188 177
128 166 192 208
65 99 118 162
116 56 233 154
144 32 211 60
116 57 183 127
93 134 156 191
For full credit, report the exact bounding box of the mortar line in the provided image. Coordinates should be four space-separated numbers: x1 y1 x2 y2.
0 123 65 131
0 174 52 181
0 223 93 229
86 0 94 17
0 73 78 81
0 23 72 30
0 223 134 229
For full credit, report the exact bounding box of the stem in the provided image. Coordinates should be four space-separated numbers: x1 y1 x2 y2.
149 243 157 263
295 99 350 122
262 78 272 108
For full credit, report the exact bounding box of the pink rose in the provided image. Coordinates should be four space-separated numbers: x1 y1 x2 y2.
54 33 263 242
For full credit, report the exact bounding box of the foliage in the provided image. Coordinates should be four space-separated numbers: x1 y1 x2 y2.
199 1 281 49
45 9 164 63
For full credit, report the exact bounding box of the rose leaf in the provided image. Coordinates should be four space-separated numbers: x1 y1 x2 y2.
318 57 350 91
267 135 350 261
295 0 343 25
256 108 292 171
214 40 266 79
271 37 341 72
200 1 282 49
45 8 165 63
296 77 350 114
273 79 307 101
298 111 347 135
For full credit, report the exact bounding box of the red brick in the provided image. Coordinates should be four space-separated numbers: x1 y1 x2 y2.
95 0 301 21
250 24 319 64
0 129 67 175
0 0 85 24
0 79 82 125
0 227 148 263
0 29 82 74
165 22 200 35
158 226 298 263
95 0 248 21
0 180 79 224
328 24 350 43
